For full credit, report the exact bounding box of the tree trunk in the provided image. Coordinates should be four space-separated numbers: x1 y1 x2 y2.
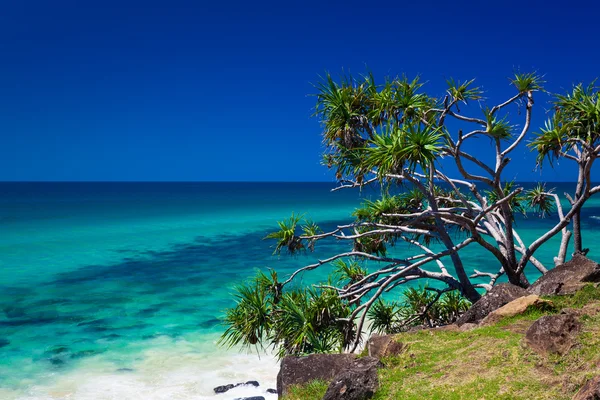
504 263 530 288
573 209 583 254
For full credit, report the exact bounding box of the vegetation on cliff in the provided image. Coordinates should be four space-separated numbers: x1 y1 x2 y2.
284 285 600 400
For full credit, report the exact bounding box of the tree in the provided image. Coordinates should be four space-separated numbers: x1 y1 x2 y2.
530 81 600 256
221 72 600 355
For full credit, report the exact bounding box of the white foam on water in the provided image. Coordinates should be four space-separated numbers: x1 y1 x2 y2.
1 334 279 400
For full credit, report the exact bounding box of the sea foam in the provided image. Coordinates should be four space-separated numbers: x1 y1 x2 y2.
0 334 279 400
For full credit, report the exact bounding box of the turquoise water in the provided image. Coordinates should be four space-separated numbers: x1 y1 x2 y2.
1 182 599 399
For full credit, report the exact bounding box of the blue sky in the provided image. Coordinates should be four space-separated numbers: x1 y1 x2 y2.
1 0 598 181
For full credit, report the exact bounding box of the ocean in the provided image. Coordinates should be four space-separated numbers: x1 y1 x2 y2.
1 182 599 399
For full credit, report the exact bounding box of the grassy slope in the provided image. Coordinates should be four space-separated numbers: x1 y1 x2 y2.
284 285 600 400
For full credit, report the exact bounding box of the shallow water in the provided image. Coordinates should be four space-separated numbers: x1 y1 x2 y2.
1 182 599 399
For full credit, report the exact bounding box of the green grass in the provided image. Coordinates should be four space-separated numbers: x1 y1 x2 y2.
282 285 600 400
284 380 329 400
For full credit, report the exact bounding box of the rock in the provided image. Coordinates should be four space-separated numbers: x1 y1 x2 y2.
214 384 235 394
573 376 600 400
277 353 357 397
456 283 528 325
214 381 260 394
322 357 381 400
0 338 10 348
525 313 582 355
233 397 265 400
458 323 478 331
266 388 277 394
367 334 405 359
479 295 554 326
528 254 600 296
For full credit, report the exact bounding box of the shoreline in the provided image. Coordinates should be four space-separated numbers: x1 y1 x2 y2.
0 332 280 400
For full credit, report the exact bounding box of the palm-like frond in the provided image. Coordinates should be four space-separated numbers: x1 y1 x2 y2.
363 124 443 177
525 183 555 218
510 72 545 93
264 213 304 255
219 281 271 349
333 259 367 285
367 299 400 334
313 73 371 149
529 117 567 167
446 78 483 104
438 290 471 323
486 181 525 216
483 108 512 140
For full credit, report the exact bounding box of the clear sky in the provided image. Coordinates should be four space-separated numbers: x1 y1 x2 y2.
1 0 598 182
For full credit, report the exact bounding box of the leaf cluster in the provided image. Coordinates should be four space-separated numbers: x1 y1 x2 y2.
367 287 471 334
220 269 356 358
530 81 600 166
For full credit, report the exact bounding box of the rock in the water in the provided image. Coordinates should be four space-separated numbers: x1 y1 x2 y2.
0 338 10 348
525 313 582 355
456 283 527 326
233 397 265 400
214 381 260 394
266 388 277 394
479 295 554 326
573 376 600 400
322 357 381 400
214 384 236 394
528 254 600 296
277 353 357 397
367 335 405 359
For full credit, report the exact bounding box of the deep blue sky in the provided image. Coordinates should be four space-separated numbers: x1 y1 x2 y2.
1 0 598 181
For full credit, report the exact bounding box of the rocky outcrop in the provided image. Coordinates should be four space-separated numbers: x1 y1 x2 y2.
479 295 554 326
528 254 600 296
456 283 527 325
525 312 582 355
322 357 381 400
277 353 356 397
573 376 600 400
367 335 405 359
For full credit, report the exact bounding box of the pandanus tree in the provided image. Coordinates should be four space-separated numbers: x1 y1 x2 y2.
530 81 600 256
221 73 600 355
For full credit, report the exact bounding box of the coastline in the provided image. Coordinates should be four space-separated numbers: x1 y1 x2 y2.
0 333 280 400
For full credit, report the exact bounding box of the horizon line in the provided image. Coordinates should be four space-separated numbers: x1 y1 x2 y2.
0 180 593 184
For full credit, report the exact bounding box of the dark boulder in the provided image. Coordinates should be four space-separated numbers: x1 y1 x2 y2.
456 283 527 325
573 376 600 400
277 353 356 397
367 335 405 359
213 381 259 394
233 397 265 400
528 254 600 296
214 384 235 394
322 357 381 400
525 312 582 355
266 388 277 394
